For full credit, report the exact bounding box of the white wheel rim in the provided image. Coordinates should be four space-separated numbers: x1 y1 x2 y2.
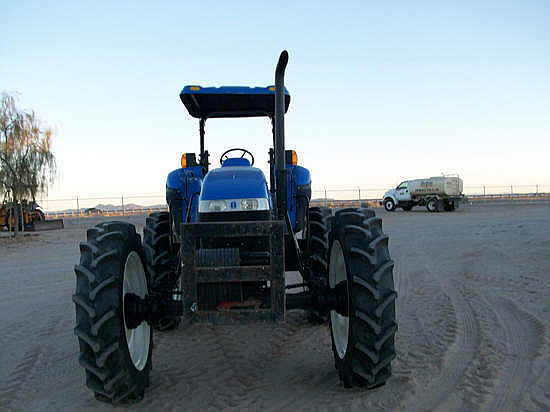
329 240 349 359
123 251 150 371
386 200 392 210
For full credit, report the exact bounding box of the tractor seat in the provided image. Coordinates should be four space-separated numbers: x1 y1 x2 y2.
221 158 251 167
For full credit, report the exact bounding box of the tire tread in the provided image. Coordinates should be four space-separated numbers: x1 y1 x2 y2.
329 208 397 388
73 221 151 404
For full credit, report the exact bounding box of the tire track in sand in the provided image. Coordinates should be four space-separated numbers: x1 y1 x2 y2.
136 311 306 411
205 312 305 410
395 229 484 411
407 275 482 411
485 296 545 411
0 314 63 410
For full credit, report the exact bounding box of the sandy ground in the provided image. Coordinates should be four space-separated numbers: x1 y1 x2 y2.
1 202 549 411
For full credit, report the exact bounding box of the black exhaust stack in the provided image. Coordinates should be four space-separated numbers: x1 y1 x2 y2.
274 50 289 221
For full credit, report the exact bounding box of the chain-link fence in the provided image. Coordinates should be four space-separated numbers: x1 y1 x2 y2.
39 195 166 218
312 184 550 204
38 183 550 218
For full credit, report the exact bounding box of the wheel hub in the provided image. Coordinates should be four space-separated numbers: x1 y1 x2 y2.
123 251 151 371
124 293 151 330
329 240 349 359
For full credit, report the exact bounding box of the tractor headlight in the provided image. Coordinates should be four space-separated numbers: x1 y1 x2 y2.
241 199 258 210
207 200 227 212
199 198 269 213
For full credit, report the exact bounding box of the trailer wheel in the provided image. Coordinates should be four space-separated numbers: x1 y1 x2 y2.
73 221 152 404
143 212 180 330
426 198 438 212
306 207 332 323
383 198 395 212
443 200 456 212
328 208 397 388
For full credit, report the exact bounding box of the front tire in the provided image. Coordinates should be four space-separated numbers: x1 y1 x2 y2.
328 208 397 388
383 198 395 212
73 221 152 404
143 212 180 330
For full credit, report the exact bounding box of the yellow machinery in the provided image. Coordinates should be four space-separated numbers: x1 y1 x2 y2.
0 201 45 230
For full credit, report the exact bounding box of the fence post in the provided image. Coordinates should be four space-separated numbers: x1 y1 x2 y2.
122 195 125 216
536 185 539 195
76 196 80 223
358 187 361 201
324 188 327 208
511 185 513 195
483 186 486 196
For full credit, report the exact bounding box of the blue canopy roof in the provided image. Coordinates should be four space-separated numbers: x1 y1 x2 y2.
180 86 290 119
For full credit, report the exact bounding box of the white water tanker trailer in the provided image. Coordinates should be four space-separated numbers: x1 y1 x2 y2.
381 175 464 212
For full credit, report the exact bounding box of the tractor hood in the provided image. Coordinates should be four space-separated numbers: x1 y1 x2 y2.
200 167 269 200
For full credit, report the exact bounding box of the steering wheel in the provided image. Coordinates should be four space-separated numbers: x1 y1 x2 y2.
219 148 255 166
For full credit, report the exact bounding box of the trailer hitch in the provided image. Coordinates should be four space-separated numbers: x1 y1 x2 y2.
124 293 183 329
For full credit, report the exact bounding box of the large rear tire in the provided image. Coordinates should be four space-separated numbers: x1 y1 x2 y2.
328 208 397 388
306 207 332 323
73 221 152 404
143 212 180 330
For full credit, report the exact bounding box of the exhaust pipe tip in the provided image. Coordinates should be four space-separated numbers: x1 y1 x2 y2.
277 50 289 73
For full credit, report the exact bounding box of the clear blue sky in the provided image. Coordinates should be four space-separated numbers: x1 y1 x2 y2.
1 1 549 204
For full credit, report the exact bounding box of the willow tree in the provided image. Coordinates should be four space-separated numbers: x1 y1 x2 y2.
0 93 56 234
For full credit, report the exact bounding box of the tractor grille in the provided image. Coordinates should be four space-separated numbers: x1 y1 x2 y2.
198 210 271 222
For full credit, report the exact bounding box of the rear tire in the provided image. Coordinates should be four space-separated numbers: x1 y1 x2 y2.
383 198 395 212
426 198 437 212
143 212 180 331
443 200 456 212
306 207 332 323
73 221 152 404
328 208 397 388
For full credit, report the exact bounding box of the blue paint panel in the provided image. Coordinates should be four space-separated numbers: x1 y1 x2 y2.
181 85 289 96
166 166 204 189
290 165 311 186
222 158 251 167
180 85 290 119
286 165 311 230
200 166 269 201
166 166 204 223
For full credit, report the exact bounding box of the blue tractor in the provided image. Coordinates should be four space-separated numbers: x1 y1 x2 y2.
73 51 397 403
